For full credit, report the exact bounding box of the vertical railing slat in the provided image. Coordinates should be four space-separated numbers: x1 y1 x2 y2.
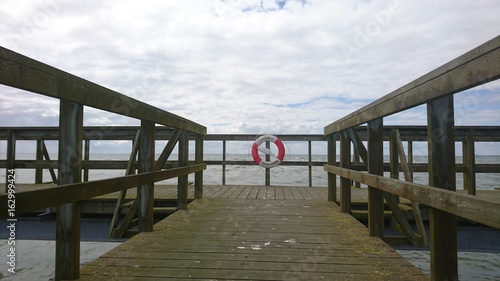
465 129 476 195
427 95 458 281
5 129 15 192
195 134 204 199
327 133 337 202
178 130 189 209
340 131 351 213
138 120 155 232
367 118 384 238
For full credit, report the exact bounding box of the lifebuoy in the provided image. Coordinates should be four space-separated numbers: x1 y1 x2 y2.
251 134 285 168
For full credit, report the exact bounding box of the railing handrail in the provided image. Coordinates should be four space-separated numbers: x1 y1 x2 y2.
324 164 500 229
0 47 206 135
2 126 500 141
0 164 205 219
324 35 500 135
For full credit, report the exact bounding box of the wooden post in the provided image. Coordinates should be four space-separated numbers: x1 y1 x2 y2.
327 134 337 202
222 140 226 185
390 129 399 180
367 119 384 238
427 95 458 281
340 131 351 213
465 130 476 195
389 129 400 203
178 130 189 210
138 120 155 232
5 129 15 192
83 140 90 182
35 139 44 184
55 100 83 281
353 147 361 188
308 140 312 187
408 141 414 182
195 134 204 199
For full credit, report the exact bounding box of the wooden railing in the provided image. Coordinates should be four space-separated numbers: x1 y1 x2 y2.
0 47 206 280
324 36 500 281
2 126 500 189
0 128 324 186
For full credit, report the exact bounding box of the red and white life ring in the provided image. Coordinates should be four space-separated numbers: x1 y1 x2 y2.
251 134 286 168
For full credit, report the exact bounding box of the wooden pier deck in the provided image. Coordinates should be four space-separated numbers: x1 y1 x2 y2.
77 197 427 280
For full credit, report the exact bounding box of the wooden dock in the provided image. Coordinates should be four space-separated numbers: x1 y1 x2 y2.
2 37 499 281
77 197 427 280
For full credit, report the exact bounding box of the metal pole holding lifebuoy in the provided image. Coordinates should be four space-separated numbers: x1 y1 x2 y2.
251 134 286 168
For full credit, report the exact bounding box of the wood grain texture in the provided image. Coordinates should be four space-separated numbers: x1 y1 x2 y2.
79 199 427 280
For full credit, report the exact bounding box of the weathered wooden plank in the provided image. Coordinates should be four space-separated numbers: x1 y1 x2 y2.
79 199 426 280
4 158 500 174
101 251 409 264
0 47 206 135
265 185 276 199
247 186 260 199
257 185 268 199
394 129 428 246
304 186 325 200
205 134 326 141
218 185 238 198
275 186 285 200
155 128 181 169
81 259 421 276
282 186 295 200
202 185 226 198
108 128 141 236
289 186 305 200
80 266 424 281
297 185 315 200
0 164 206 218
210 185 233 198
2 126 500 141
236 185 253 199
325 36 500 134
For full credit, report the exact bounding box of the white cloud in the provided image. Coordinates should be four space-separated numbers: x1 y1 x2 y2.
1 0 499 143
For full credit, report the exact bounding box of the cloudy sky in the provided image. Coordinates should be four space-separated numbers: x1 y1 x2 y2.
0 0 499 154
